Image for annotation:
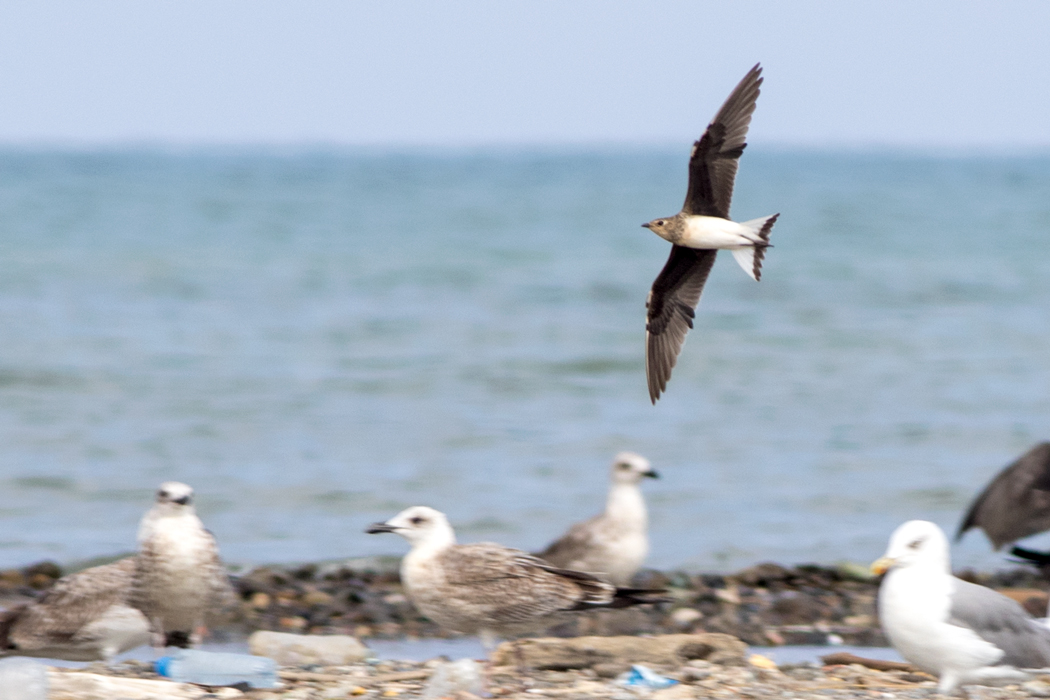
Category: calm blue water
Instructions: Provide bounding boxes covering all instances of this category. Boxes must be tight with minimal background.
[1,148,1049,572]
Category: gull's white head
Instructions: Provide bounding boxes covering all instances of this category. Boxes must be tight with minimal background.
[610,452,659,485]
[152,481,195,513]
[871,520,951,576]
[366,506,456,549]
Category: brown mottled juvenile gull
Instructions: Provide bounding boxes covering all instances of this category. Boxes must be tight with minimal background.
[129,482,235,648]
[0,558,150,662]
[538,452,658,585]
[366,506,662,652]
[872,520,1050,694]
[957,443,1050,561]
[642,63,779,403]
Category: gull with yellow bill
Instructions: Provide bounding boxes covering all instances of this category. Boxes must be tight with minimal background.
[871,520,1050,694]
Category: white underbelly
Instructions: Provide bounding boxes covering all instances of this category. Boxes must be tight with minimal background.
[680,216,754,249]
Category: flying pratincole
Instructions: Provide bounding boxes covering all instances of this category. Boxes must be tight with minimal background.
[538,452,658,585]
[871,520,1050,694]
[129,482,236,648]
[366,506,663,653]
[0,558,150,662]
[642,63,779,403]
[957,443,1050,567]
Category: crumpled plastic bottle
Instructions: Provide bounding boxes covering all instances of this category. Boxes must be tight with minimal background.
[620,663,678,690]
[155,648,278,688]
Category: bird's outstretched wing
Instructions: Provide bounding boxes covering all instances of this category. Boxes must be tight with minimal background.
[682,63,763,218]
[957,443,1050,549]
[645,246,718,403]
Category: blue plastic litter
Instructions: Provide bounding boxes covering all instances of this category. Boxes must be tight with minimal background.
[622,664,678,690]
[155,648,277,688]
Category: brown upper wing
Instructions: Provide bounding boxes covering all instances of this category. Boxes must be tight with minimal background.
[438,544,611,625]
[5,558,136,648]
[682,63,763,218]
[537,514,602,569]
[645,246,718,403]
[957,443,1050,549]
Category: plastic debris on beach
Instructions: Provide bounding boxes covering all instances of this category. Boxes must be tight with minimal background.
[620,664,678,690]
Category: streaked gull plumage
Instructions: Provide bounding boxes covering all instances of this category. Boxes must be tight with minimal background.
[0,557,150,662]
[129,482,235,648]
[538,452,658,585]
[367,506,662,652]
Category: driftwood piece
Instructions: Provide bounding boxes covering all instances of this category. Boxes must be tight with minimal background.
[821,652,917,672]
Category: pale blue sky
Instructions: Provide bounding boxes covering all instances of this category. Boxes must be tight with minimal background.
[2,1,1049,148]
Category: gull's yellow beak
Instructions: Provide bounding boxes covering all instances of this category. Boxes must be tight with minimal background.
[870,556,895,576]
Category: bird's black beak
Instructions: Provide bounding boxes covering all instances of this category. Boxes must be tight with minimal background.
[366,522,396,534]
[644,470,660,479]
[173,496,191,505]
[641,223,651,229]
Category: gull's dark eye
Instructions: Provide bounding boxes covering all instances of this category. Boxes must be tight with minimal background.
[907,538,924,550]
[410,516,425,525]
[158,490,168,499]
[617,463,631,470]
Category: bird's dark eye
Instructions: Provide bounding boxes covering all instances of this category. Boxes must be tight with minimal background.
[907,538,924,550]
[158,490,168,499]
[617,463,631,470]
[657,220,665,226]
[410,516,425,525]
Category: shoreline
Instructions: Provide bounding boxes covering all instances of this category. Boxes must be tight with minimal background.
[4,558,1049,648]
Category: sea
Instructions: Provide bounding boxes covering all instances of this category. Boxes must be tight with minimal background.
[1,147,1049,573]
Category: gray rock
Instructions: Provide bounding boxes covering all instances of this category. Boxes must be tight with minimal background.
[248,630,372,666]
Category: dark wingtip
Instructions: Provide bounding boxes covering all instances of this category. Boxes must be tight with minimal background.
[1010,546,1050,566]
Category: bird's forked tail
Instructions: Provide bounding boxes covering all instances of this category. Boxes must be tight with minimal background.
[730,213,779,281]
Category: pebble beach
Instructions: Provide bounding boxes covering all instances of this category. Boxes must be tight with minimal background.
[42,635,1050,700]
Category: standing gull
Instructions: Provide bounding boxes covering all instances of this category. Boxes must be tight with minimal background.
[642,63,779,403]
[0,558,150,662]
[129,482,235,648]
[871,520,1050,694]
[957,443,1050,566]
[538,452,658,585]
[366,506,662,652]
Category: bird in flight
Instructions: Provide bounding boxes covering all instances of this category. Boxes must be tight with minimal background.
[643,63,779,403]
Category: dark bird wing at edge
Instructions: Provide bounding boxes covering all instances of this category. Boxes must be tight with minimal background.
[957,443,1050,550]
[645,247,718,403]
[682,63,763,218]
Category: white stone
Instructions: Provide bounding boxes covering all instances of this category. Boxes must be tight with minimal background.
[421,659,484,700]
[0,658,48,700]
[1023,680,1050,697]
[248,630,372,666]
[670,608,702,627]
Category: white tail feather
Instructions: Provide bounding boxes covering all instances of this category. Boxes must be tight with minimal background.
[731,248,759,281]
[732,213,778,280]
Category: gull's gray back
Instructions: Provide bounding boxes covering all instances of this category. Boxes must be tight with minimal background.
[949,577,1050,669]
